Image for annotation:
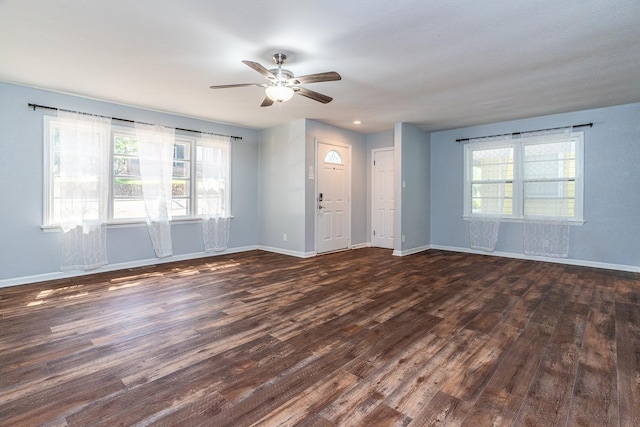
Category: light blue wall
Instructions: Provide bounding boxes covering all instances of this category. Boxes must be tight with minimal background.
[4,80,637,284]
[0,80,374,285]
[396,123,431,253]
[258,119,368,255]
[258,120,307,253]
[305,120,368,252]
[430,103,640,268]
[0,82,259,282]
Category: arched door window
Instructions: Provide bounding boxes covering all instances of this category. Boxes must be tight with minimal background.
[324,150,343,164]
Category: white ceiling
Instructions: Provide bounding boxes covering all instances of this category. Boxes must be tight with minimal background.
[1,0,639,134]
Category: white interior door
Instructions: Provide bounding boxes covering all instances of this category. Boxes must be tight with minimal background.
[316,142,350,254]
[372,149,395,249]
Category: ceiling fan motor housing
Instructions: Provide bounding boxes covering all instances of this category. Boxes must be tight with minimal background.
[268,68,294,83]
[269,53,293,83]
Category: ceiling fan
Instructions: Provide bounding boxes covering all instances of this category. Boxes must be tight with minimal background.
[209,53,341,107]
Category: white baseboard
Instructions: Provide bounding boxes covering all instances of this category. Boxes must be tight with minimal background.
[4,243,636,289]
[259,243,372,258]
[0,245,258,289]
[3,242,369,289]
[390,243,639,273]
[393,245,431,257]
[351,242,372,250]
[429,244,640,273]
[257,245,315,258]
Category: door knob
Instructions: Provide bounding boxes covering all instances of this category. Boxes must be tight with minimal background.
[318,204,325,209]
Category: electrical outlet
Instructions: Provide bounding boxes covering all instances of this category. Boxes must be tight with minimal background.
[283,233,287,242]
[401,235,406,243]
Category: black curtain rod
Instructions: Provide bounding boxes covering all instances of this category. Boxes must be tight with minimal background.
[28,103,242,140]
[455,122,593,143]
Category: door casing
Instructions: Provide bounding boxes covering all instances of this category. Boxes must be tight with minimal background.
[371,148,395,249]
[315,139,352,254]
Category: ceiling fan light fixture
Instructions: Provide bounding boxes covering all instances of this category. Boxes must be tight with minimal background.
[265,85,294,102]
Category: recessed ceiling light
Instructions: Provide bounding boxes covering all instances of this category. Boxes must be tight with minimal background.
[353,120,361,125]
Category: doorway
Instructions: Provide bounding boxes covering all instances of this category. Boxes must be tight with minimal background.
[316,141,351,254]
[371,148,395,249]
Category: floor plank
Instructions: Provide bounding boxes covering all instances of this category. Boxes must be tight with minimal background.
[0,248,638,426]
[514,301,589,426]
[566,298,617,426]
[616,301,640,426]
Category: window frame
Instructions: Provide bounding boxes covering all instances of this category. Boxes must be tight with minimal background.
[43,117,232,228]
[195,136,231,218]
[324,149,343,165]
[463,131,584,223]
[109,127,195,221]
[464,139,517,218]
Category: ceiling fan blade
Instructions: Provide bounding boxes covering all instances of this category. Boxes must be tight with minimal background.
[242,60,276,79]
[260,96,274,107]
[209,83,266,89]
[294,87,333,104]
[291,71,341,85]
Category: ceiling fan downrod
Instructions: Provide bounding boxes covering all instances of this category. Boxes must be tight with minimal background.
[269,53,292,82]
[272,53,287,66]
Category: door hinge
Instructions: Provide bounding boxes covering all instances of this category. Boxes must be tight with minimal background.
[373,160,376,165]
[373,230,376,236]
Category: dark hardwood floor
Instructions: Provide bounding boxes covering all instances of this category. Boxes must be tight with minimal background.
[1,248,639,426]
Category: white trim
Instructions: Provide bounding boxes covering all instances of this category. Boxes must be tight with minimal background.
[430,244,640,273]
[463,131,584,221]
[314,138,352,254]
[43,118,233,227]
[461,216,585,225]
[43,115,55,227]
[0,245,258,289]
[463,138,515,218]
[391,243,640,272]
[351,242,372,250]
[393,123,403,254]
[258,245,316,259]
[4,243,636,289]
[371,147,395,248]
[41,216,235,232]
[393,245,431,257]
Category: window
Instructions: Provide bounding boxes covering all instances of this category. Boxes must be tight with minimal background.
[464,131,583,221]
[196,139,230,217]
[111,132,192,219]
[45,118,231,226]
[468,143,514,216]
[522,138,577,218]
[324,150,343,164]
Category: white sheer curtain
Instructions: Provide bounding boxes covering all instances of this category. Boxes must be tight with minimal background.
[468,135,512,252]
[521,127,572,257]
[199,134,231,252]
[523,220,569,257]
[57,111,111,271]
[469,218,501,252]
[135,123,175,258]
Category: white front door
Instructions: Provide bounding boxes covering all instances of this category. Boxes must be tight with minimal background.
[372,149,395,249]
[316,141,350,254]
